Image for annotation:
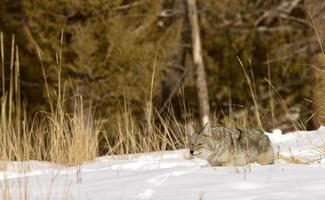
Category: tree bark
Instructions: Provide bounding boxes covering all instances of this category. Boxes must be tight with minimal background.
[305,1,325,127]
[187,0,210,126]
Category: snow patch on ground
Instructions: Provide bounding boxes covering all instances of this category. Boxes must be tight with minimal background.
[1,127,325,199]
[268,126,325,162]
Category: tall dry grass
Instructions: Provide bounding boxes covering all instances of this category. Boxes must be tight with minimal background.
[0,33,99,166]
[236,56,305,132]
[0,33,188,167]
[106,105,187,155]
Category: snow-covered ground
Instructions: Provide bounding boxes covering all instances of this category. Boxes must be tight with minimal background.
[1,127,325,199]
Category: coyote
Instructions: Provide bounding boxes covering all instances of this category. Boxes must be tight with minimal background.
[186,124,274,166]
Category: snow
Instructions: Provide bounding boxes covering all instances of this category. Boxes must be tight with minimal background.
[267,127,325,162]
[1,127,325,199]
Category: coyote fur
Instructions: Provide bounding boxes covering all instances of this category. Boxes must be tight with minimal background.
[186,124,274,166]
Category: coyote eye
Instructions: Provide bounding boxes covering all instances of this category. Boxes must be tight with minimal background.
[197,143,204,146]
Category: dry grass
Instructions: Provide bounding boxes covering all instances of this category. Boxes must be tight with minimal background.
[104,104,187,155]
[219,103,250,129]
[0,33,187,168]
[0,34,99,166]
[278,155,312,165]
[237,57,263,131]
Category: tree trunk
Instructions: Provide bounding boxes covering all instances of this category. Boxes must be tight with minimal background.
[305,1,325,127]
[187,0,210,126]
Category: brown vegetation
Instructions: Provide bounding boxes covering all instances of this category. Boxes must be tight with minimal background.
[0,0,323,165]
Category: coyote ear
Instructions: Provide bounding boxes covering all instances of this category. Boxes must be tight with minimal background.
[185,123,195,137]
[202,122,212,137]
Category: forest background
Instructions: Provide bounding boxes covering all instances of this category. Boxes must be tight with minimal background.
[0,0,324,158]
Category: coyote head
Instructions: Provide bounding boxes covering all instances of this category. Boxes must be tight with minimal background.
[185,123,214,160]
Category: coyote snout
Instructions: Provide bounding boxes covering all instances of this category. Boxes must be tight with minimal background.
[186,124,274,166]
